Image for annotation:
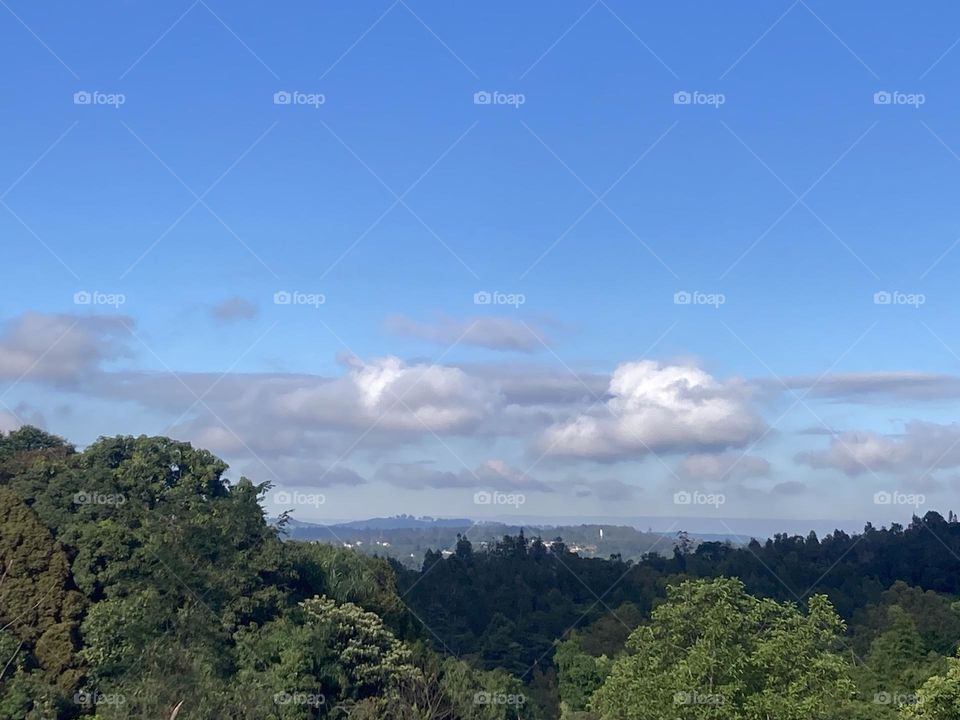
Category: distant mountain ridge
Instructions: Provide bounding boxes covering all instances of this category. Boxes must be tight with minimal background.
[324,515,475,530]
[276,513,865,538]
[274,514,744,567]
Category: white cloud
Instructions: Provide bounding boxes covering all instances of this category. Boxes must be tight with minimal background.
[539,360,764,460]
[188,425,249,455]
[0,313,131,383]
[797,421,960,477]
[779,371,960,403]
[269,356,500,434]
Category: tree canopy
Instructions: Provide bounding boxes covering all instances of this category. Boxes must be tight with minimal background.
[1,426,959,719]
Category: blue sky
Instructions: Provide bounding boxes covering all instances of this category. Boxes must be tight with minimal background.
[4,1,960,528]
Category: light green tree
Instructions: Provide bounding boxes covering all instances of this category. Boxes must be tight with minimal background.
[590,577,860,719]
[901,651,960,719]
[234,595,421,718]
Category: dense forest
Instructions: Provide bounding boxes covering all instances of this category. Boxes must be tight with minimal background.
[3,428,960,718]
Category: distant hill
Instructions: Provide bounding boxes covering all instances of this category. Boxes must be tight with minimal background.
[276,515,743,566]
[324,515,475,530]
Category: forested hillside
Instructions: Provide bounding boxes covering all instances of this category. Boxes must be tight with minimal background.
[3,427,960,718]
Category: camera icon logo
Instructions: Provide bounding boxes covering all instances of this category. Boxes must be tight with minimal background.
[673,491,692,505]
[873,91,892,105]
[674,291,692,305]
[473,490,492,505]
[273,90,292,105]
[474,290,492,305]
[473,91,492,105]
[673,91,692,105]
[874,491,892,505]
[73,91,92,105]
[274,290,292,305]
[873,291,892,305]
[73,290,92,305]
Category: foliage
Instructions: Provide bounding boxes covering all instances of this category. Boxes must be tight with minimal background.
[397,534,664,675]
[555,638,609,717]
[0,486,84,710]
[0,428,561,718]
[590,578,861,719]
[3,427,960,718]
[901,650,960,719]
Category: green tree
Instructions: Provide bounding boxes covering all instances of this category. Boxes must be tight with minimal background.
[555,638,609,718]
[857,605,945,712]
[901,650,960,719]
[590,578,860,719]
[285,542,408,632]
[235,595,421,718]
[0,427,72,478]
[0,487,85,710]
